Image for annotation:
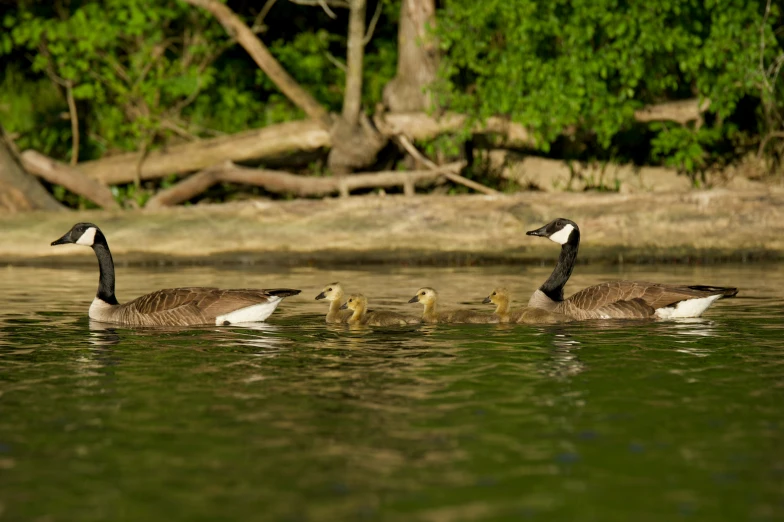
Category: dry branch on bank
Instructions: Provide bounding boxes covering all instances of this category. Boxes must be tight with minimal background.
[633,98,710,126]
[20,150,120,210]
[79,120,330,185]
[145,160,466,208]
[0,126,65,213]
[69,98,708,187]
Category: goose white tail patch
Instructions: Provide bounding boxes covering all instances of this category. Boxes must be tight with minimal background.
[215,297,282,325]
[548,224,575,245]
[654,294,721,319]
[76,227,97,246]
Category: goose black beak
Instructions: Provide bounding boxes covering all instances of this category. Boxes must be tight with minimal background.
[339,302,348,310]
[482,296,492,304]
[526,224,549,237]
[408,295,419,303]
[51,233,73,246]
[315,292,326,300]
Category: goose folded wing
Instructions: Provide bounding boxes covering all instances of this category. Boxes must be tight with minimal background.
[566,281,723,311]
[125,288,284,325]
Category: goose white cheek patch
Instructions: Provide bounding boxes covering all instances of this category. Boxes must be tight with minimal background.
[548,224,574,245]
[76,227,98,246]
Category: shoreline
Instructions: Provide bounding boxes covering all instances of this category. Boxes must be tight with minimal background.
[1,189,782,267]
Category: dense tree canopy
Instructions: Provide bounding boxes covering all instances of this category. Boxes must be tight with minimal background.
[0,0,781,208]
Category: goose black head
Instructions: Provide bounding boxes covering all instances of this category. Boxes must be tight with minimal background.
[52,223,102,247]
[526,218,579,246]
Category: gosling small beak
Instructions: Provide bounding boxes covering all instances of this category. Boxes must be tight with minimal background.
[408,295,419,304]
[51,233,72,246]
[315,292,326,300]
[339,302,348,310]
[482,296,492,304]
[526,224,549,237]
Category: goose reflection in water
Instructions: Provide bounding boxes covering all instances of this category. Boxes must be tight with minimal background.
[88,319,288,354]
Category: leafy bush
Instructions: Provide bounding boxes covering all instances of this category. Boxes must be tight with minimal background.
[437,0,783,175]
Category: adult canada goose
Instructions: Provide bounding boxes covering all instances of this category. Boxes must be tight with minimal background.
[339,294,419,326]
[314,282,351,323]
[482,287,571,324]
[52,223,301,326]
[525,218,738,319]
[409,287,498,324]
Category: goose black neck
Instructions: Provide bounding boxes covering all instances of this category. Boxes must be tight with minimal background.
[540,230,580,302]
[91,231,119,305]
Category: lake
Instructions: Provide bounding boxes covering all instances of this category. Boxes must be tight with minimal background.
[0,263,782,521]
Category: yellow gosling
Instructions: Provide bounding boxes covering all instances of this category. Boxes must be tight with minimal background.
[315,282,350,323]
[483,287,572,325]
[409,287,498,324]
[340,294,420,326]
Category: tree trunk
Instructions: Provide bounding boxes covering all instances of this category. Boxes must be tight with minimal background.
[327,0,387,175]
[0,124,65,213]
[382,0,438,112]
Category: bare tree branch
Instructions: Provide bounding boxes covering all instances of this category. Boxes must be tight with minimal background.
[64,81,80,165]
[324,51,347,73]
[396,135,498,195]
[181,0,332,128]
[363,0,384,45]
[20,150,120,210]
[146,160,465,207]
[252,0,278,31]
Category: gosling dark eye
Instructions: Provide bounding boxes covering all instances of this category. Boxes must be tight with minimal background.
[492,292,496,296]
[328,288,332,291]
[349,299,353,302]
[420,292,425,296]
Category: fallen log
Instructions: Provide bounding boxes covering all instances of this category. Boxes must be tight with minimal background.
[633,98,710,126]
[0,128,66,213]
[70,99,709,187]
[20,150,120,210]
[79,120,331,185]
[145,160,466,208]
[378,112,537,148]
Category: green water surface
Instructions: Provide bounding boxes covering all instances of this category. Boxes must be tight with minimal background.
[0,264,782,521]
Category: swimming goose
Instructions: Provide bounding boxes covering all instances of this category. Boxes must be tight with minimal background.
[52,223,301,326]
[339,294,419,326]
[315,282,351,323]
[409,287,498,324]
[483,287,572,324]
[525,218,738,319]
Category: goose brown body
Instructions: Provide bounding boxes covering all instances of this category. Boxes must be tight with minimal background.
[526,218,738,319]
[52,223,300,326]
[531,282,734,320]
[90,287,300,326]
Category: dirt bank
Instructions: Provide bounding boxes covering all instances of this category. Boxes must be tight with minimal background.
[1,188,782,266]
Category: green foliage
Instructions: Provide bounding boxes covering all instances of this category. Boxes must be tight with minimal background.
[0,66,72,157]
[437,0,783,170]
